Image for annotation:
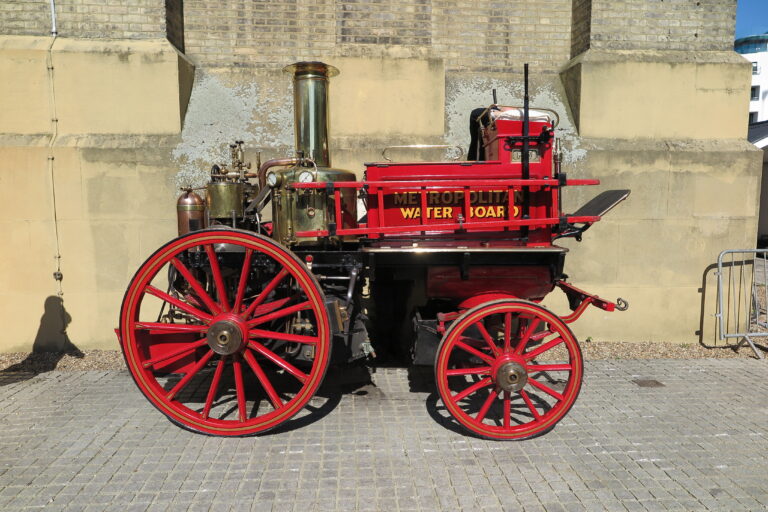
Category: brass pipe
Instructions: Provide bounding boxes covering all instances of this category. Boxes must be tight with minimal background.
[257,157,300,188]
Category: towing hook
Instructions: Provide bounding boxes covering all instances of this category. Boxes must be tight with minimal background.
[615,298,629,311]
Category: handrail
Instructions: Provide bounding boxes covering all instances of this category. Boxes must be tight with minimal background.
[381,145,465,162]
[292,178,599,190]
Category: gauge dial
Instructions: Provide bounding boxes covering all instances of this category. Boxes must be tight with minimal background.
[298,170,314,183]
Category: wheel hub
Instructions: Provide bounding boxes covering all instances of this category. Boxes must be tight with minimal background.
[207,316,246,355]
[495,361,528,392]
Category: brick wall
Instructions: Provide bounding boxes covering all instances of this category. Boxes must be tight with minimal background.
[570,0,591,57]
[184,0,573,72]
[165,0,184,51]
[0,0,182,49]
[0,1,51,36]
[586,0,737,52]
[0,0,739,68]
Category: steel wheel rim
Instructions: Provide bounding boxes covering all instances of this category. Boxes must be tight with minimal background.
[119,229,331,436]
[435,299,582,440]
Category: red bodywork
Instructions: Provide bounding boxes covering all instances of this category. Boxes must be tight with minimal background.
[293,116,615,307]
[294,117,598,247]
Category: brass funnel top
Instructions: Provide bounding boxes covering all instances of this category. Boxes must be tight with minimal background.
[283,61,339,78]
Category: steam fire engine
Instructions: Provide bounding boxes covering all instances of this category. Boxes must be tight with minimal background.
[117,62,629,440]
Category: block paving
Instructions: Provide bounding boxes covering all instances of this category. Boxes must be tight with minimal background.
[1,358,767,511]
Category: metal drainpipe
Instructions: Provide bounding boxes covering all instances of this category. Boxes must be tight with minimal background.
[49,0,57,36]
[47,0,63,293]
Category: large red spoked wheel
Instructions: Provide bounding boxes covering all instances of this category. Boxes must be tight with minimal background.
[435,299,583,440]
[118,229,331,436]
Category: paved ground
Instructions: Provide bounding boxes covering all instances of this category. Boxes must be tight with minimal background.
[0,359,767,511]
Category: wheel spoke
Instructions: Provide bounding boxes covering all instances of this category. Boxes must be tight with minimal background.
[243,269,290,319]
[205,245,231,312]
[454,340,496,365]
[166,349,215,400]
[520,389,542,420]
[141,338,207,368]
[233,355,247,422]
[243,349,283,410]
[446,366,492,377]
[453,377,493,402]
[233,249,254,313]
[524,336,564,361]
[248,341,308,383]
[248,301,313,328]
[134,322,209,334]
[503,312,512,353]
[202,356,226,420]
[527,377,564,401]
[527,363,572,372]
[146,285,213,323]
[476,322,501,357]
[475,388,499,423]
[530,330,553,343]
[248,296,297,320]
[503,391,511,428]
[514,317,541,354]
[249,329,318,345]
[170,257,221,315]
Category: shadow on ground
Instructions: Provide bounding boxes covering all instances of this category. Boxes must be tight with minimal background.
[0,296,83,385]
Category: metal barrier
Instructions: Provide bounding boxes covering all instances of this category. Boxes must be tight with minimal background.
[716,249,768,359]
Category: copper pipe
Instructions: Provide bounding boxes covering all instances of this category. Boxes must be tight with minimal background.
[257,157,300,188]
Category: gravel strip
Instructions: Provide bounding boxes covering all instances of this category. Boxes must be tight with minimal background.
[0,341,762,374]
[0,350,124,373]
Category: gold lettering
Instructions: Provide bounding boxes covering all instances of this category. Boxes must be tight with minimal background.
[400,207,420,219]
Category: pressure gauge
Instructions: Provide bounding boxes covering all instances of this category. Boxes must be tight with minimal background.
[266,171,279,187]
[298,170,315,183]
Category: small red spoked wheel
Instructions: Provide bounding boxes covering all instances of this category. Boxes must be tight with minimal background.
[119,229,331,436]
[435,299,583,440]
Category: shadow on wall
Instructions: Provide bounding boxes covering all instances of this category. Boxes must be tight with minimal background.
[0,296,83,384]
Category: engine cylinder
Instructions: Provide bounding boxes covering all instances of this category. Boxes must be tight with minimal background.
[176,190,206,236]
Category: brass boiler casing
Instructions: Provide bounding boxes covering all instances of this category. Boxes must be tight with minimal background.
[273,61,356,246]
[272,167,356,246]
[206,182,245,219]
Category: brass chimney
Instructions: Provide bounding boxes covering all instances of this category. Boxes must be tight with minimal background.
[283,61,339,168]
